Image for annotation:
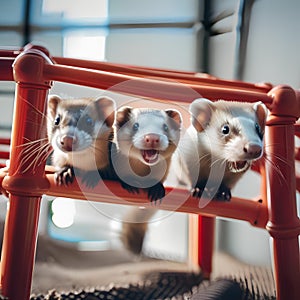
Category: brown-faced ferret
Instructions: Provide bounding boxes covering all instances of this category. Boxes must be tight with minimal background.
[47,95,115,187]
[113,106,182,254]
[175,98,268,201]
[112,106,182,201]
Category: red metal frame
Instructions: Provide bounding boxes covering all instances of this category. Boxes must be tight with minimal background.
[0,44,299,300]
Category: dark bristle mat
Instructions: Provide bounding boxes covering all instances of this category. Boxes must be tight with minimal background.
[191,279,243,300]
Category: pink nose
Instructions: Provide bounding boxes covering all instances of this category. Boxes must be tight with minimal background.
[243,143,262,158]
[60,135,77,152]
[144,134,160,148]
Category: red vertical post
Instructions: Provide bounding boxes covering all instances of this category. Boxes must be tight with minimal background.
[189,215,215,278]
[0,47,52,300]
[265,86,300,300]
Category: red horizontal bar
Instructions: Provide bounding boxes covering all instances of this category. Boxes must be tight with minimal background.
[24,165,266,228]
[0,48,21,58]
[53,56,272,93]
[44,63,273,104]
[0,165,267,228]
[0,139,10,145]
[0,152,9,159]
[0,58,14,81]
[45,174,268,228]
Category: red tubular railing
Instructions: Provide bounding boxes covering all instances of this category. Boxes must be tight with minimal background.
[0,44,299,300]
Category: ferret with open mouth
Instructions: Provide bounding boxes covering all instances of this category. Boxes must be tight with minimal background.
[112,106,182,202]
[113,106,182,254]
[176,98,268,201]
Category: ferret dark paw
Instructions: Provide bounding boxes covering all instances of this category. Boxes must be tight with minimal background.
[147,183,165,202]
[120,181,140,195]
[214,186,231,201]
[191,185,214,199]
[191,187,203,198]
[55,166,74,186]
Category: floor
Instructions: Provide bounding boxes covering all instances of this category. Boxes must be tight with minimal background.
[32,235,276,297]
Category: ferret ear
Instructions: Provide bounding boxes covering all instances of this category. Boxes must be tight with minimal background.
[48,95,61,118]
[116,106,133,128]
[253,101,268,132]
[165,109,182,129]
[189,98,215,132]
[94,96,116,127]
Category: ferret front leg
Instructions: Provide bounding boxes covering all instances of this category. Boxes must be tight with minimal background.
[55,165,75,186]
[214,183,231,201]
[191,181,231,201]
[147,181,165,202]
[191,180,207,199]
[119,176,140,195]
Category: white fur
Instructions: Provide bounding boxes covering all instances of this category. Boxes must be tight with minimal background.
[173,99,267,190]
[116,110,179,165]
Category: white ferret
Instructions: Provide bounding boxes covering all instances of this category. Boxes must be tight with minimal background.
[175,97,268,201]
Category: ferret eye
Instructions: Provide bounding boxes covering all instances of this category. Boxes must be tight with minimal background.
[221,124,230,135]
[163,124,169,132]
[85,116,94,126]
[54,115,60,126]
[133,122,139,131]
[255,123,263,140]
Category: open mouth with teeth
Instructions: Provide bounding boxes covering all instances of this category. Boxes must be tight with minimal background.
[228,161,250,173]
[142,149,159,164]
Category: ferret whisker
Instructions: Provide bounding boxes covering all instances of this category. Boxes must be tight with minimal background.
[21,97,50,120]
[210,157,227,169]
[264,151,291,167]
[19,142,49,156]
[18,142,52,173]
[16,140,50,167]
[21,97,51,133]
[32,145,53,172]
[264,142,287,148]
[17,138,49,148]
[198,153,212,166]
[199,153,211,160]
[17,142,49,162]
[262,156,287,185]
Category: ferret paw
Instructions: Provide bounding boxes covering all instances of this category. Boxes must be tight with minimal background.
[191,185,231,201]
[191,186,204,198]
[55,166,74,186]
[120,180,140,195]
[214,186,231,201]
[147,182,165,203]
[191,185,214,199]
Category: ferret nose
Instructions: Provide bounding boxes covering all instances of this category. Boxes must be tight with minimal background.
[144,134,160,148]
[60,135,77,152]
[243,143,262,158]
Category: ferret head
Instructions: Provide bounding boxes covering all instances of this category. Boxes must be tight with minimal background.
[190,98,268,173]
[115,107,182,166]
[47,95,115,155]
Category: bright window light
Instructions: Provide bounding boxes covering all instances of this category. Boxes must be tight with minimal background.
[64,33,106,60]
[42,0,108,21]
[51,197,76,228]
